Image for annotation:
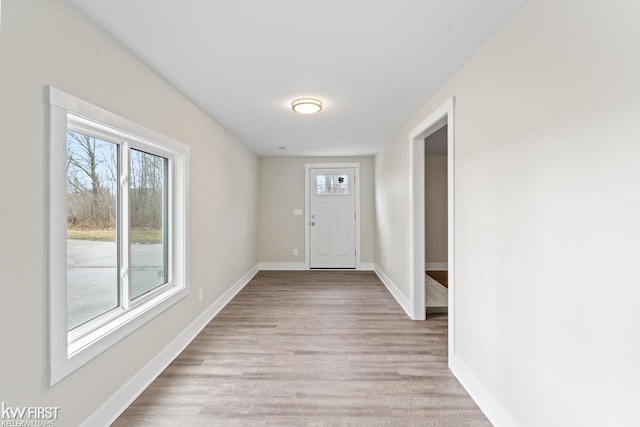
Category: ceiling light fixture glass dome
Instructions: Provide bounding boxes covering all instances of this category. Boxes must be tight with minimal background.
[291,98,323,114]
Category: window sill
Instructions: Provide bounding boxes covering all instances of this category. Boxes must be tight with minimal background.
[68,285,185,357]
[51,286,187,386]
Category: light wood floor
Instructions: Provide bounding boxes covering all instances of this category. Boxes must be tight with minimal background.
[113,271,489,426]
[426,274,448,308]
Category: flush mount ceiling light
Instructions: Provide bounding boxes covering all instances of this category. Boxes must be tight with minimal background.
[291,98,323,114]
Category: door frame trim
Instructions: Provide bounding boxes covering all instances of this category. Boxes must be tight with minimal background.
[409,97,455,360]
[305,163,361,269]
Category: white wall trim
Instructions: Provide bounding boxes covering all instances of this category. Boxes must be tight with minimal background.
[409,97,456,363]
[450,355,519,427]
[374,264,411,318]
[259,262,306,270]
[426,262,448,270]
[81,264,259,427]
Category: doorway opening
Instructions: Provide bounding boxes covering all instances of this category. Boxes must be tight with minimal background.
[409,97,455,360]
[425,125,449,313]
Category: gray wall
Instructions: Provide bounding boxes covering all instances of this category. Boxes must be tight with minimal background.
[375,0,640,425]
[0,0,258,425]
[425,155,448,265]
[259,157,375,264]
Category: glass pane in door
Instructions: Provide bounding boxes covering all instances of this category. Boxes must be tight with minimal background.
[315,174,349,195]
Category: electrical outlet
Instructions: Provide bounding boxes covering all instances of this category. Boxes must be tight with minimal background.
[198,289,203,302]
[293,248,298,256]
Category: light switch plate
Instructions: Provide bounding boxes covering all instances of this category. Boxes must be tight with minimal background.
[293,209,303,216]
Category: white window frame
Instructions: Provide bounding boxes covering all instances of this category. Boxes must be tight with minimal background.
[47,87,189,385]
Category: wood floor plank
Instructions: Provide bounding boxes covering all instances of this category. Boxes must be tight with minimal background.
[113,271,490,426]
[426,270,448,288]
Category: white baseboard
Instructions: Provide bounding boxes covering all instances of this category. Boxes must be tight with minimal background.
[450,355,519,427]
[359,262,374,271]
[373,264,411,318]
[426,262,448,270]
[259,262,306,270]
[259,262,374,271]
[81,264,260,427]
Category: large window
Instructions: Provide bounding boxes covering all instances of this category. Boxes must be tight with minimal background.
[48,87,189,385]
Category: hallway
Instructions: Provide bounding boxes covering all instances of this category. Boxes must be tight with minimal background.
[114,271,489,426]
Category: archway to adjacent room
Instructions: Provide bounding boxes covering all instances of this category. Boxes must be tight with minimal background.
[409,97,455,360]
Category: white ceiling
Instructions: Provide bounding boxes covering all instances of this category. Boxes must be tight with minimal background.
[65,0,525,156]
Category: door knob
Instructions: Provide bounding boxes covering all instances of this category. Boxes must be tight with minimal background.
[311,222,315,226]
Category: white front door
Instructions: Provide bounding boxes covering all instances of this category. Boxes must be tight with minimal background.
[309,168,356,268]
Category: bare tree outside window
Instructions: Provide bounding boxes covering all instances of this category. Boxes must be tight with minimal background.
[66,131,118,232]
[130,149,168,299]
[66,131,119,330]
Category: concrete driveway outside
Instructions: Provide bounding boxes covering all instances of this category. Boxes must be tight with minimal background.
[67,239,165,330]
